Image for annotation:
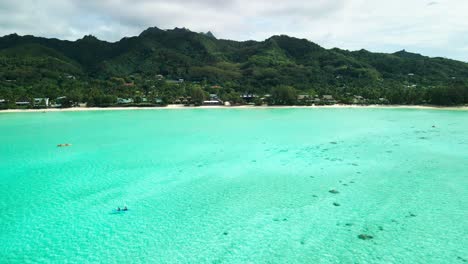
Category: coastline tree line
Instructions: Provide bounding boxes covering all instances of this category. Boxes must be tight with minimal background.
[0,27,467,109]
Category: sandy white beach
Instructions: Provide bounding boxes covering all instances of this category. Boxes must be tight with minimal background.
[1,104,467,113]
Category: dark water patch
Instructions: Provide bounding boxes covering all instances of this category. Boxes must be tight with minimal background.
[457,256,467,262]
[251,160,257,163]
[345,223,353,226]
[223,232,229,236]
[408,212,417,218]
[300,240,305,245]
[330,141,338,145]
[109,209,129,215]
[386,150,393,153]
[378,226,384,231]
[419,137,428,140]
[333,202,341,207]
[329,189,340,194]
[358,234,374,240]
[279,149,289,153]
[312,195,318,198]
[109,211,124,215]
[342,183,348,186]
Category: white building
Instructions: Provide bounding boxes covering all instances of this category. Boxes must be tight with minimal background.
[34,98,50,107]
[117,98,134,104]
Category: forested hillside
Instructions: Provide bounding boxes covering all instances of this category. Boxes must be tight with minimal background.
[1,26,467,107]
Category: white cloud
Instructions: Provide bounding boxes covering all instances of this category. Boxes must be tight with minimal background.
[0,0,466,61]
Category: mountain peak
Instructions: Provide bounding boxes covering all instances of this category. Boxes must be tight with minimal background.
[139,27,163,37]
[203,31,216,39]
[393,49,423,59]
[78,35,100,42]
[171,27,191,33]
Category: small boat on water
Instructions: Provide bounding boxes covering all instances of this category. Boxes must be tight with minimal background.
[112,206,129,214]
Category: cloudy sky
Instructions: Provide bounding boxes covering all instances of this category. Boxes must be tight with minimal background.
[1,0,467,61]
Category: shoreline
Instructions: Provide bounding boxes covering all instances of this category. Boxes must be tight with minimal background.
[1,104,468,113]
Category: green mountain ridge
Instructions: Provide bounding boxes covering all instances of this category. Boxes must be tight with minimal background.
[0,27,467,106]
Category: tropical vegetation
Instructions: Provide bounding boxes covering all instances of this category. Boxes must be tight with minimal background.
[0,27,467,109]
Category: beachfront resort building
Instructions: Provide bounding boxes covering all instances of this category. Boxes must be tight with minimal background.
[48,97,62,108]
[117,98,134,104]
[297,94,314,104]
[241,94,257,104]
[203,94,223,105]
[352,95,366,104]
[321,95,337,105]
[174,96,191,104]
[34,98,50,107]
[0,99,7,108]
[15,100,30,106]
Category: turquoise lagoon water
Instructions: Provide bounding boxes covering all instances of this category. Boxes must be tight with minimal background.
[0,108,467,263]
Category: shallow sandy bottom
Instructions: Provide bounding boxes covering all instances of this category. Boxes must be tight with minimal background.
[0,108,467,263]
